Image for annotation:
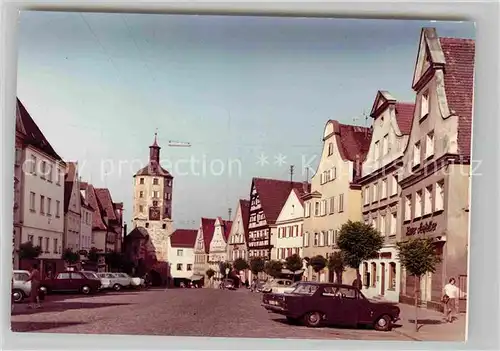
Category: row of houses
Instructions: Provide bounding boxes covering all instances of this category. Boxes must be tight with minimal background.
[13,98,125,276]
[166,28,474,312]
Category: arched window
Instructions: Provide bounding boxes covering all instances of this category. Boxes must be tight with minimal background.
[389,262,397,290]
[371,262,377,287]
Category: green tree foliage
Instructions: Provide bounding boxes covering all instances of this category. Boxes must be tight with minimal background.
[18,241,41,260]
[396,237,442,332]
[233,258,249,272]
[87,247,100,263]
[284,253,303,272]
[218,261,232,278]
[249,257,265,276]
[327,251,345,284]
[337,220,384,288]
[265,260,283,278]
[309,255,327,281]
[62,248,79,264]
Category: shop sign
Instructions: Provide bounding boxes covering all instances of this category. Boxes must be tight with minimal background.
[405,221,437,236]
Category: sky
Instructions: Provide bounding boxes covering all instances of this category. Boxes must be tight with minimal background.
[16,12,475,229]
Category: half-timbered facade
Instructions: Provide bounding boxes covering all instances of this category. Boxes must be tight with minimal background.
[247,178,305,261]
[399,28,474,312]
[358,91,414,301]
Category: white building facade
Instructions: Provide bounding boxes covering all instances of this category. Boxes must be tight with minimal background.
[79,193,93,254]
[63,162,81,252]
[274,189,305,262]
[168,229,197,281]
[359,91,414,302]
[208,217,232,281]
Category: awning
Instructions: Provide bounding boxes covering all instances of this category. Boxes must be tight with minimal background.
[189,275,204,281]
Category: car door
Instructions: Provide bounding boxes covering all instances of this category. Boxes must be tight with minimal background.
[54,272,71,291]
[70,272,86,291]
[318,286,342,323]
[331,286,359,326]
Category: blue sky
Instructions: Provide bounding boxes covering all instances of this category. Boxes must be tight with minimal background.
[16,12,475,229]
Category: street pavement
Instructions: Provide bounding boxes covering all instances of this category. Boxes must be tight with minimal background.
[10,288,464,341]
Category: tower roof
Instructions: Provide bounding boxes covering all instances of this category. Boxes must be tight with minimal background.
[134,132,173,178]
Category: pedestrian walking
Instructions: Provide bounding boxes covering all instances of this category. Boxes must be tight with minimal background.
[25,263,42,309]
[442,277,460,323]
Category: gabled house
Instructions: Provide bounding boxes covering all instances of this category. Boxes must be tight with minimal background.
[227,199,250,263]
[168,229,198,286]
[208,217,232,282]
[274,185,309,266]
[95,188,120,253]
[358,91,414,301]
[247,177,306,262]
[398,28,474,312]
[193,217,216,286]
[302,120,372,282]
[79,191,93,255]
[16,98,67,276]
[63,162,82,252]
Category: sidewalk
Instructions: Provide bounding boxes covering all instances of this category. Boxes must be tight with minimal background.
[393,303,466,342]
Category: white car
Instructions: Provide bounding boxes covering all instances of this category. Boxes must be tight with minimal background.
[95,272,126,291]
[12,270,32,303]
[81,271,110,291]
[273,281,299,294]
[261,279,294,293]
[115,273,143,288]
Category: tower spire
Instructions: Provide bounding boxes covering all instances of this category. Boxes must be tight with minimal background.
[149,130,160,163]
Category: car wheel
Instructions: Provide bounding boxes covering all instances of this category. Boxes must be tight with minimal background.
[113,284,122,292]
[12,289,24,303]
[303,311,322,328]
[374,315,392,331]
[81,285,91,295]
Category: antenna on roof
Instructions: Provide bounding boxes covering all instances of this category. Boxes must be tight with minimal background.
[290,165,294,183]
[228,208,232,221]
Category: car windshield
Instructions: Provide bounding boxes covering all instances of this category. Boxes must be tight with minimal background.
[291,283,318,295]
[82,272,99,280]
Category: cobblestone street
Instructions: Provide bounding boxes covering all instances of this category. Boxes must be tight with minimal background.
[10,288,465,341]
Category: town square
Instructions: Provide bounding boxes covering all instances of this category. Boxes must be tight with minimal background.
[10,12,473,342]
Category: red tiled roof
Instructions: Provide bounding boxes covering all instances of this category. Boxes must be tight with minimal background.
[84,184,106,230]
[80,193,93,210]
[252,178,306,225]
[134,163,173,178]
[171,229,198,248]
[439,37,475,157]
[16,98,64,162]
[292,184,310,206]
[239,199,250,241]
[394,103,415,135]
[327,121,372,183]
[95,188,117,222]
[201,218,216,253]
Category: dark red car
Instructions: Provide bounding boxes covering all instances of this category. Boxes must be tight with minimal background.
[262,282,400,331]
[40,271,101,295]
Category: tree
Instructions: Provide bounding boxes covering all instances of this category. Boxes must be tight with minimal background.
[249,257,265,277]
[396,237,442,332]
[284,254,303,273]
[206,268,215,287]
[87,247,100,263]
[233,258,249,272]
[218,261,232,278]
[327,252,345,284]
[309,255,327,281]
[337,220,384,289]
[62,248,79,265]
[18,241,41,260]
[264,260,283,278]
[106,252,125,271]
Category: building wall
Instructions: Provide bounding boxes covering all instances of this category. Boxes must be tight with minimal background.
[13,139,24,269]
[209,219,228,279]
[169,247,195,279]
[80,207,93,252]
[302,126,360,283]
[227,204,248,262]
[275,190,305,261]
[248,185,271,260]
[64,213,81,251]
[92,229,107,253]
[193,228,209,283]
[20,147,65,261]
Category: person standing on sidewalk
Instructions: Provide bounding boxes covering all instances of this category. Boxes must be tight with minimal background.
[443,278,459,323]
[25,263,42,309]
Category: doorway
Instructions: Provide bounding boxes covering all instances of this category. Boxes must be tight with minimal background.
[380,263,385,296]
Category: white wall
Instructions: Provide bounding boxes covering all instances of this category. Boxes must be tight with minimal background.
[169,246,195,279]
[227,203,247,261]
[21,147,65,260]
[275,190,305,261]
[80,207,93,251]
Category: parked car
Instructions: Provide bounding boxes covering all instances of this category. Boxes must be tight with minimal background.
[261,282,400,331]
[96,272,130,291]
[220,278,236,290]
[112,272,144,288]
[261,278,293,293]
[273,281,299,294]
[12,270,31,303]
[39,271,101,295]
[252,279,267,292]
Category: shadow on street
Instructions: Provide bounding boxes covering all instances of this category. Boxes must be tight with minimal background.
[271,317,403,331]
[12,302,132,316]
[407,318,444,331]
[11,321,86,332]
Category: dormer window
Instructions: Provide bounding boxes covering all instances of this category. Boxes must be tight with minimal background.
[153,178,159,185]
[420,90,429,120]
[140,178,144,185]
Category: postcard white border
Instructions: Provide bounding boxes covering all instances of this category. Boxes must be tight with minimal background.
[1,1,499,350]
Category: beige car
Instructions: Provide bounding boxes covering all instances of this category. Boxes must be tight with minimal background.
[261,278,294,293]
